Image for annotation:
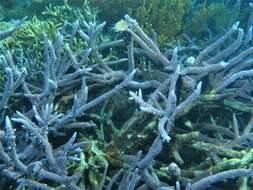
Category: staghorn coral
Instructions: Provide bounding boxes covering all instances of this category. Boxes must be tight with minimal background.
[0,14,136,189]
[1,1,253,190]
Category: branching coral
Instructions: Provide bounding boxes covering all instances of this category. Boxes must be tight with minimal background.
[1,1,253,190]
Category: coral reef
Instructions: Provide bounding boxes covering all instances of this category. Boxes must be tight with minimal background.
[92,0,253,46]
[1,1,253,190]
[92,0,191,45]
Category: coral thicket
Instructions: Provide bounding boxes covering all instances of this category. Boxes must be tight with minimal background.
[1,1,253,190]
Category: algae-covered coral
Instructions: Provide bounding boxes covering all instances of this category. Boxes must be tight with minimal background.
[92,0,191,45]
[1,0,253,190]
[91,0,251,45]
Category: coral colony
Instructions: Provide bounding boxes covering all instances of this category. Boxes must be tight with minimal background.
[1,1,253,190]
